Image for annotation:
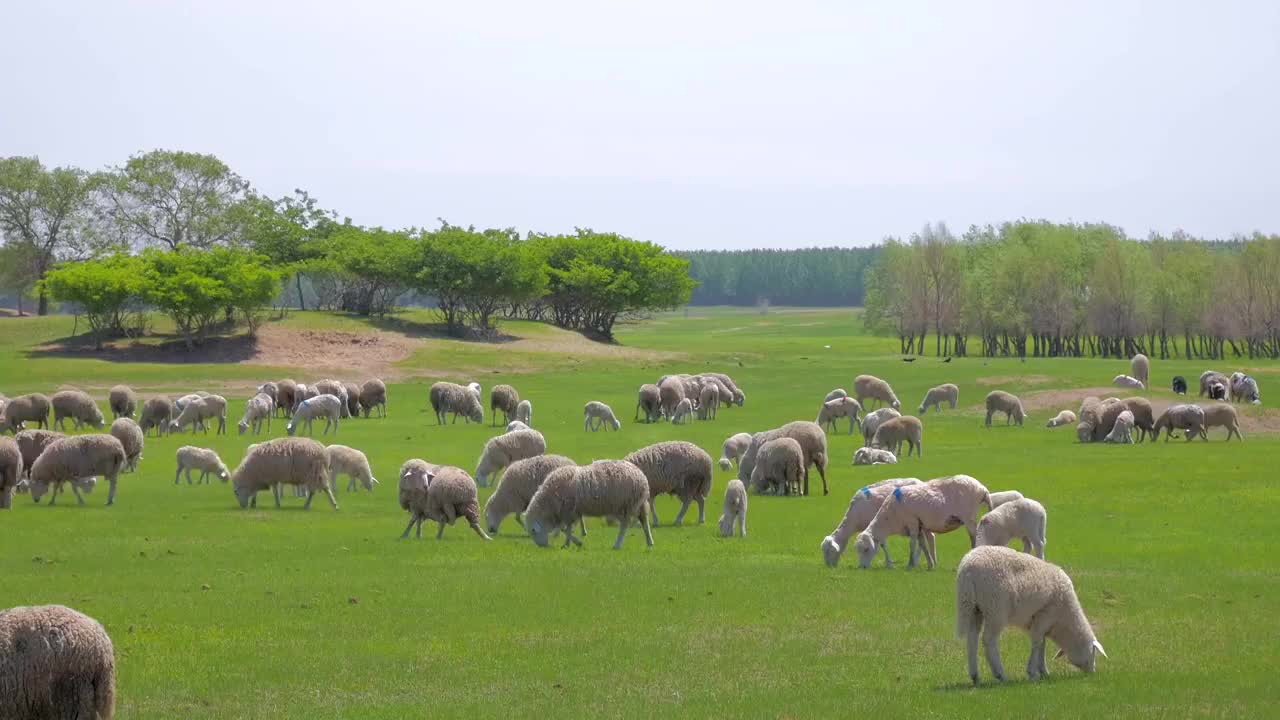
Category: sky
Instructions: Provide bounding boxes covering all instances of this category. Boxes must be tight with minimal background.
[3,1,1278,249]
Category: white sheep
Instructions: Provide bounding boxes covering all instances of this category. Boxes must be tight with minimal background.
[871,415,923,457]
[51,390,105,431]
[1200,403,1243,441]
[483,454,578,535]
[474,429,547,487]
[430,382,483,425]
[976,497,1047,559]
[718,432,753,471]
[29,434,127,506]
[238,393,274,436]
[701,372,745,406]
[718,478,747,537]
[1130,353,1150,388]
[860,408,901,447]
[139,396,173,437]
[635,384,662,423]
[584,401,621,431]
[109,418,144,472]
[171,394,228,435]
[748,436,804,496]
[852,447,897,465]
[1103,410,1135,444]
[624,441,714,526]
[13,429,63,480]
[399,465,490,540]
[1045,410,1077,428]
[1153,404,1205,441]
[0,437,21,509]
[326,444,378,492]
[506,420,531,433]
[988,490,1024,508]
[824,388,848,403]
[0,605,116,719]
[467,381,482,397]
[1230,374,1261,404]
[658,376,686,417]
[956,545,1107,683]
[697,384,720,420]
[286,394,342,436]
[816,396,862,435]
[853,474,991,569]
[984,391,1025,426]
[820,477,926,568]
[175,446,230,485]
[232,437,336,510]
[1112,374,1145,390]
[359,378,388,418]
[312,379,350,418]
[514,399,533,426]
[918,383,959,414]
[489,384,520,426]
[274,380,298,417]
[525,461,654,549]
[853,374,900,410]
[2,393,51,432]
[108,384,137,419]
[737,421,830,496]
[1199,370,1229,398]
[671,398,695,425]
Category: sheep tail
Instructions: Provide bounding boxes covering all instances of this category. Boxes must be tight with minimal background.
[981,490,992,512]
[955,575,979,640]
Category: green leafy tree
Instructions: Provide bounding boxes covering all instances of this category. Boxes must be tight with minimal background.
[141,248,282,348]
[240,189,340,309]
[40,255,145,348]
[413,225,548,335]
[308,226,416,316]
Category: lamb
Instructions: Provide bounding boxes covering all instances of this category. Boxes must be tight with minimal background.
[852,447,897,465]
[976,497,1047,559]
[748,436,805,496]
[584,401,622,432]
[671,398,695,425]
[871,415,924,458]
[718,479,748,537]
[0,437,21,509]
[175,446,230,485]
[3,393,51,432]
[342,382,363,418]
[506,420,531,433]
[0,604,116,719]
[918,383,959,414]
[853,474,992,570]
[718,432,753,471]
[29,434,127,506]
[1102,410,1135,444]
[1199,370,1229,398]
[108,385,137,419]
[429,382,484,425]
[399,465,491,540]
[231,437,337,510]
[238,393,275,436]
[326,444,379,492]
[816,397,862,435]
[14,430,63,479]
[635,384,662,423]
[1045,410,1077,428]
[1112,374,1145,390]
[489,384,520,426]
[275,379,299,417]
[984,390,1025,426]
[988,490,1024,508]
[170,394,228,435]
[312,379,350,418]
[1152,404,1206,442]
[697,384,720,420]
[853,374,901,410]
[824,388,848,403]
[525,461,654,549]
[820,478,927,568]
[658,376,686,417]
[737,421,829,496]
[474,429,547,487]
[702,372,745,406]
[956,546,1107,683]
[860,408,901,447]
[109,418,144,472]
[483,454,578,535]
[51,390,105,431]
[286,394,343,436]
[1199,403,1243,441]
[1230,374,1261,404]
[514,399,533,426]
[624,441,714,525]
[359,378,387,418]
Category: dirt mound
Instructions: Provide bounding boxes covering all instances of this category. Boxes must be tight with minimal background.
[249,328,418,373]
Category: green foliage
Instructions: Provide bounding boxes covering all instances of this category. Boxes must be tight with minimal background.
[682,247,878,306]
[140,248,283,347]
[40,254,146,346]
[414,226,548,335]
[305,226,416,317]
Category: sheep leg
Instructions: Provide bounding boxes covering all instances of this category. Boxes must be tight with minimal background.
[175,466,183,485]
[578,516,587,536]
[105,477,118,506]
[322,486,339,510]
[611,516,632,549]
[400,516,418,539]
[303,490,315,510]
[737,510,746,537]
[907,530,920,569]
[966,614,983,685]
[1026,612,1054,679]
[879,541,893,568]
[639,508,654,547]
[273,484,282,509]
[436,520,447,539]
[72,483,88,506]
[923,531,937,568]
[416,516,424,538]
[672,499,692,526]
[648,497,660,526]
[982,623,1007,681]
[696,497,706,524]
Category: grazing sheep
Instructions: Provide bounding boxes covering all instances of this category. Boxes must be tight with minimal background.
[312,379,350,419]
[489,384,520,427]
[624,441,714,526]
[0,604,116,719]
[584,401,622,432]
[231,437,336,510]
[718,432,752,471]
[483,454,578,535]
[860,407,901,447]
[702,372,745,406]
[108,385,137,419]
[817,396,862,435]
[737,421,829,496]
[1075,421,1094,443]
[256,381,279,407]
[175,446,230,485]
[871,415,924,458]
[854,374,901,410]
[635,384,662,423]
[237,393,274,436]
[1045,410,1077,428]
[171,394,228,435]
[956,546,1107,683]
[514,399,533,427]
[429,382,484,425]
[718,478,747,537]
[109,418,144,472]
[658,376,686,417]
[1199,403,1243,441]
[697,384,720,420]
[342,382,362,418]
[525,461,653,549]
[138,396,173,437]
[1230,374,1261,404]
[984,391,1025,426]
[467,381,482,398]
[51,390,105,431]
[1102,410,1135,444]
[977,498,1047,559]
[397,458,437,520]
[671,398,695,425]
[1130,352,1150,388]
[1112,374,1144,390]
[824,388,848,403]
[3,393,51,433]
[506,420,531,433]
[286,394,343,436]
[1153,404,1206,442]
[1199,370,1229,398]
[0,437,21,509]
[988,490,1025,508]
[1078,396,1103,426]
[853,474,992,570]
[852,447,897,466]
[29,434,127,506]
[401,465,491,540]
[14,430,63,479]
[748,436,805,496]
[918,383,959,414]
[1172,376,1187,394]
[474,429,547,487]
[274,379,299,417]
[326,444,378,492]
[359,378,387,418]
[820,478,926,568]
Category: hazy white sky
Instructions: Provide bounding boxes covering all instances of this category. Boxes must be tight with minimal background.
[3,1,1278,248]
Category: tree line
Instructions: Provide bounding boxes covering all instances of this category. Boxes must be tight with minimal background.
[681,248,878,306]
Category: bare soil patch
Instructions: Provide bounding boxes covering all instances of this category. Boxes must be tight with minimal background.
[979,385,1280,435]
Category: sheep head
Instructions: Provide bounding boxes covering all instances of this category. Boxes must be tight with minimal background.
[853,531,878,568]
[820,535,842,567]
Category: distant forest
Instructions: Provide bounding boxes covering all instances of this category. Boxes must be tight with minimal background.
[681,247,880,306]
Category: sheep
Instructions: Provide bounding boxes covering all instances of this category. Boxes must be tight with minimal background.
[1112,374,1144,390]
[671,398,695,425]
[984,390,1025,426]
[3,393,51,432]
[1092,397,1154,442]
[108,384,137,419]
[1199,370,1229,398]
[988,490,1025,508]
[718,432,753,471]
[718,478,747,537]
[342,382,362,418]
[286,394,343,436]
[237,393,274,436]
[14,430,63,479]
[175,446,230,485]
[1102,410,1135,444]
[399,465,491,540]
[852,447,897,465]
[51,390,105,431]
[525,461,653,549]
[275,379,299,417]
[429,382,484,425]
[137,396,173,437]
[29,434,127,506]
[624,441,714,526]
[976,497,1047,559]
[359,378,387,418]
[489,384,520,426]
[311,379,350,419]
[1199,403,1243,441]
[1152,404,1206,442]
[109,418,144,472]
[698,375,735,407]
[231,437,336,510]
[853,474,992,570]
[256,381,279,406]
[474,429,547,487]
[824,388,848,403]
[1172,376,1188,394]
[1230,374,1261,404]
[1045,410,1077,428]
[956,545,1107,684]
[860,408,901,447]
[918,383,959,414]
[506,420,531,433]
[584,401,621,432]
[1075,421,1094,443]
[871,415,924,458]
[326,444,379,492]
[1209,382,1227,401]
[170,394,228,435]
[748,436,804,496]
[1130,353,1149,387]
[483,454,578,535]
[0,437,21,509]
[820,477,926,568]
[816,396,862,434]
[397,458,437,519]
[296,383,319,406]
[853,374,900,410]
[635,384,662,423]
[702,372,745,406]
[0,604,116,719]
[737,421,829,496]
[658,376,686,417]
[697,384,720,420]
[514,399,533,426]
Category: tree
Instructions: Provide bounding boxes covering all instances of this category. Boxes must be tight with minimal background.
[0,241,42,315]
[240,189,340,310]
[141,248,282,348]
[413,225,549,335]
[308,226,415,317]
[40,255,145,348]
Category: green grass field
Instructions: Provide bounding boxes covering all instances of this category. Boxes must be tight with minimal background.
[2,307,1277,718]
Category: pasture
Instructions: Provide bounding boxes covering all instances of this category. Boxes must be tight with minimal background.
[2,307,1277,718]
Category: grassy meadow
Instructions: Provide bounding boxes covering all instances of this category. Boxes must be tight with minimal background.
[2,306,1277,718]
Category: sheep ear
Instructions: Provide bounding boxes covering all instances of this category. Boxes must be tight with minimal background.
[1093,640,1107,659]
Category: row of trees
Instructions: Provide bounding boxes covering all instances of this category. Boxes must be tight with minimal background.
[681,248,878,306]
[864,221,1280,360]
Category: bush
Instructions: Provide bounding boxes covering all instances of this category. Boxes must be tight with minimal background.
[41,254,146,348]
